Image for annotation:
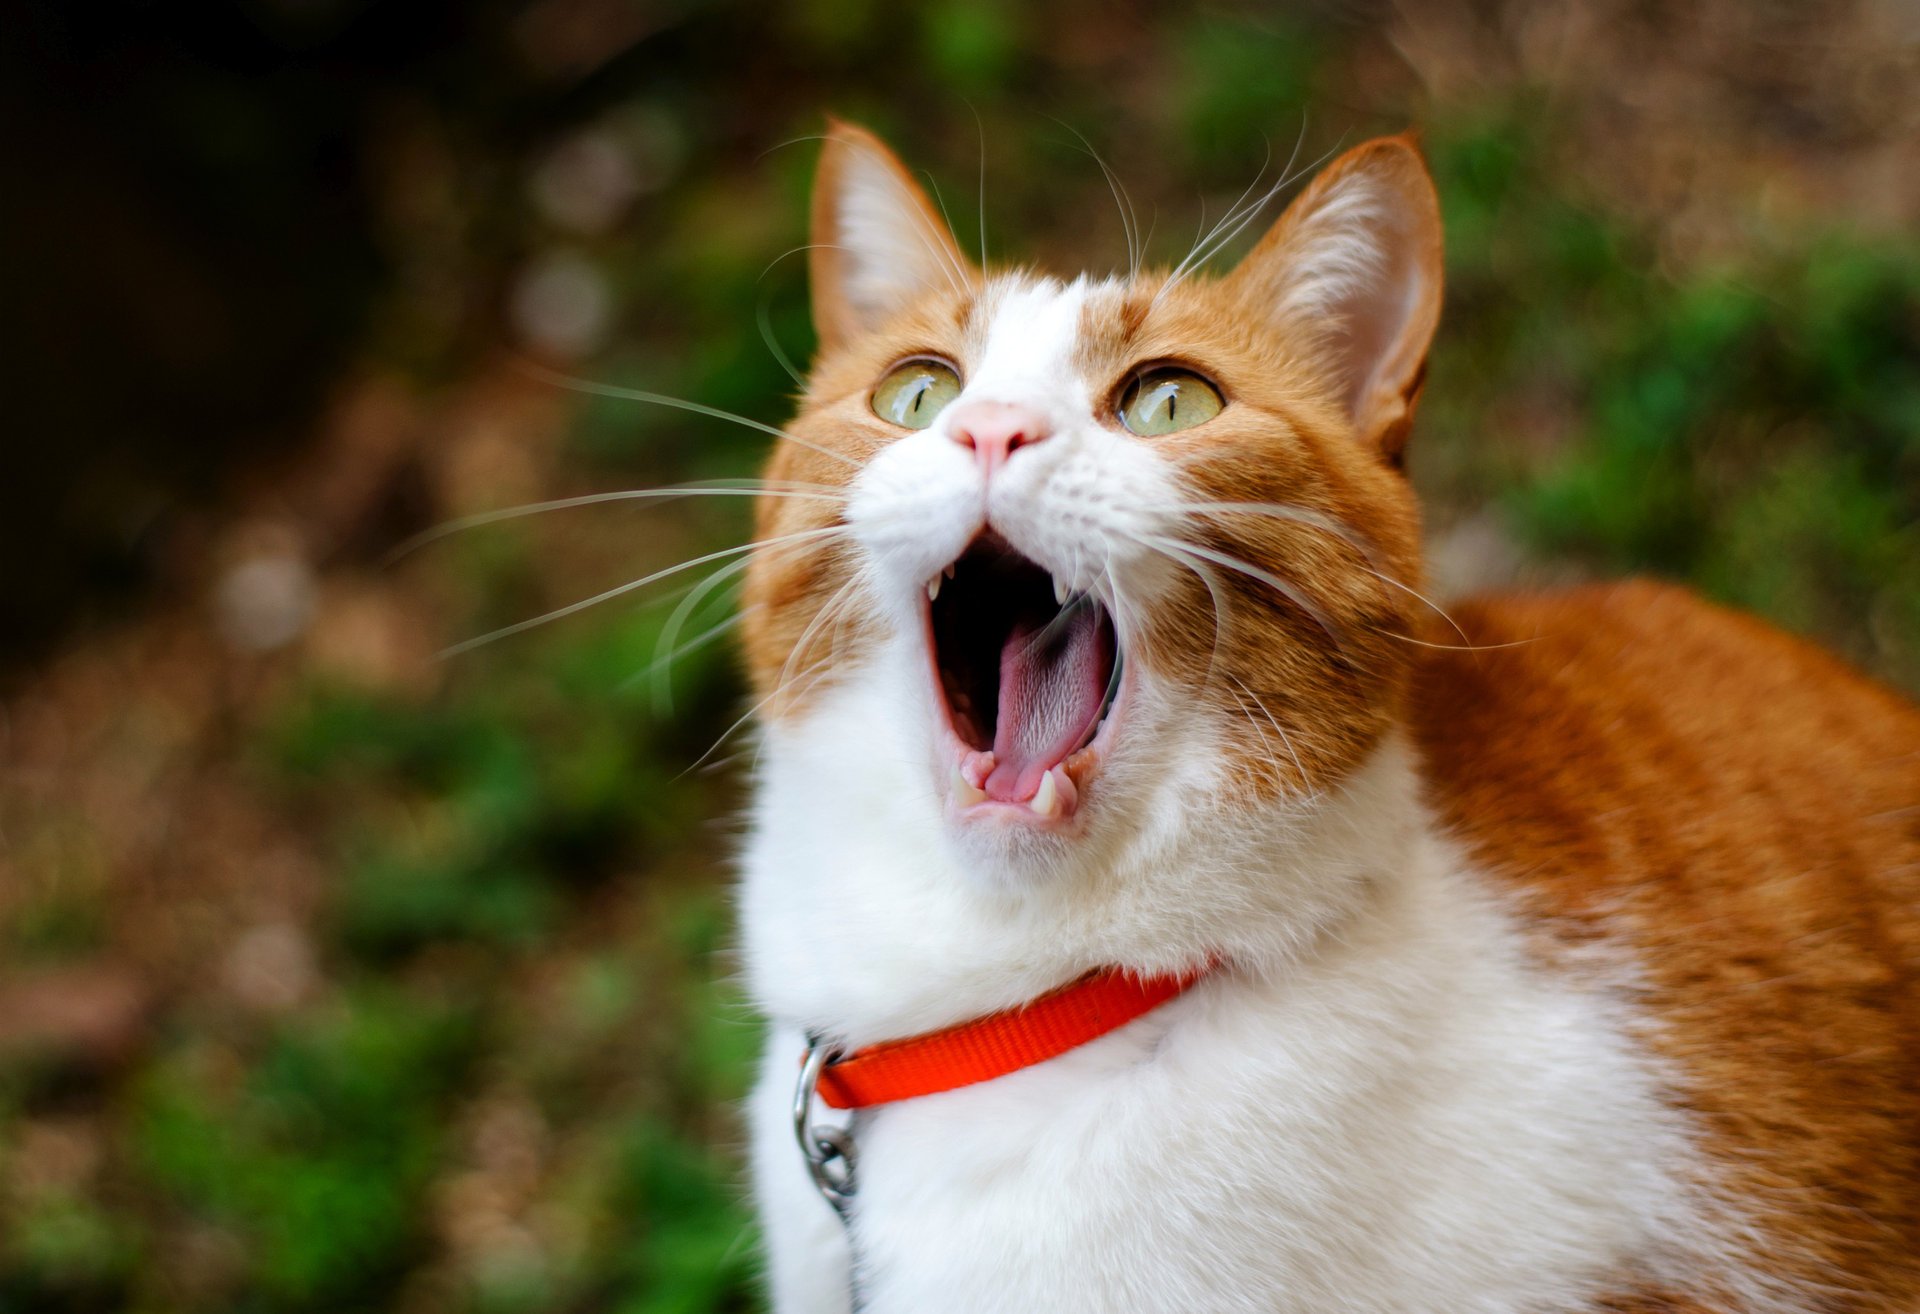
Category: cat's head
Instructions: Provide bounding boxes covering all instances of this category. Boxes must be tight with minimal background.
[742,121,1441,892]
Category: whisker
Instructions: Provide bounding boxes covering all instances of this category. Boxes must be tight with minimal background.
[757,291,806,387]
[1174,136,1272,282]
[1178,498,1356,528]
[920,166,965,269]
[969,100,989,268]
[1156,542,1234,687]
[1152,136,1277,311]
[441,524,849,658]
[1139,533,1362,672]
[650,551,761,713]
[1374,631,1535,654]
[1183,125,1313,273]
[1177,499,1379,561]
[638,597,753,707]
[1226,678,1274,757]
[1008,592,1100,663]
[1229,673,1316,801]
[1355,568,1475,649]
[1225,677,1294,792]
[513,360,863,470]
[1095,556,1139,727]
[686,573,864,779]
[770,571,865,724]
[760,240,849,285]
[1153,122,1332,309]
[1167,498,1465,652]
[388,482,844,562]
[757,131,833,162]
[1049,118,1140,280]
[683,688,778,781]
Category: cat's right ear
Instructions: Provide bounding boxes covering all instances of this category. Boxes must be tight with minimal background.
[810,119,976,355]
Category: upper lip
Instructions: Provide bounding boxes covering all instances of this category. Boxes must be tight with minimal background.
[922,534,1123,821]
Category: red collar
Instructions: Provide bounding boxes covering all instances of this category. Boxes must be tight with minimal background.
[805,961,1215,1110]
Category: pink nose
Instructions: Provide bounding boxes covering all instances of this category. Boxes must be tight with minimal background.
[946,401,1051,477]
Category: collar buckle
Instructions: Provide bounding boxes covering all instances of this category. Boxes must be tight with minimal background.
[794,1035,858,1221]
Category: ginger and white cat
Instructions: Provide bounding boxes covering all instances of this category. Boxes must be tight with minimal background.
[734,120,1920,1312]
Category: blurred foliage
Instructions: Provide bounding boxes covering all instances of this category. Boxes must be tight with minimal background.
[1423,108,1920,681]
[2,2,1917,1312]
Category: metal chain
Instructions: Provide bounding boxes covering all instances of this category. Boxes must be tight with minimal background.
[794,1035,867,1311]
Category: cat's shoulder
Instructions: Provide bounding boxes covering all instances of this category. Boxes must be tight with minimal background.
[1407,575,1919,916]
[1410,575,1919,789]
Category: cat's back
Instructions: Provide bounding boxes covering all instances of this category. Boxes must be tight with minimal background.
[1411,577,1920,1302]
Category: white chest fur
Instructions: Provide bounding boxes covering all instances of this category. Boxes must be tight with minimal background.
[739,681,1764,1314]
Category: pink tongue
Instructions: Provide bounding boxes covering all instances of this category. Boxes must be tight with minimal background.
[984,605,1110,801]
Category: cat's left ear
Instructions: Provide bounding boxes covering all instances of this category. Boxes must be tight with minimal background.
[809,118,977,355]
[1224,134,1443,460]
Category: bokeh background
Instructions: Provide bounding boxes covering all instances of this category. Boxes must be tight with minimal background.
[4,1,1918,1310]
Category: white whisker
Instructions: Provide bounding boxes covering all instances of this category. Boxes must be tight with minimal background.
[698,573,865,778]
[639,601,753,704]
[970,100,989,268]
[513,361,864,470]
[1375,630,1535,654]
[1051,119,1141,280]
[1139,532,1362,672]
[441,524,849,658]
[1229,673,1316,801]
[1157,541,1234,687]
[1355,567,1474,649]
[772,571,865,718]
[650,550,761,712]
[389,482,843,562]
[1175,499,1376,561]
[1152,123,1332,310]
[757,292,806,387]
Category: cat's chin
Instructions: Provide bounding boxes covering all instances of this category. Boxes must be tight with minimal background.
[936,800,1096,890]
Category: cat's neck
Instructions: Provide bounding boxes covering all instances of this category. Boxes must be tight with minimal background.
[738,658,1428,1046]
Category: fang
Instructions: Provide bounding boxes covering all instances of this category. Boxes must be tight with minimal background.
[951,766,987,807]
[1030,769,1060,817]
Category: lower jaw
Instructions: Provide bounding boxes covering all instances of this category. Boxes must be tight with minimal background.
[941,663,1131,829]
[949,741,1100,828]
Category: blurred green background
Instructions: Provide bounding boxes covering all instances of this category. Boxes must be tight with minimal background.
[2,2,1917,1310]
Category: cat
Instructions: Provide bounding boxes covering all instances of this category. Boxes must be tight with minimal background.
[733,119,1920,1313]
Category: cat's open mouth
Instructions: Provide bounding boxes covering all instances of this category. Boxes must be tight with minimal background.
[924,535,1122,821]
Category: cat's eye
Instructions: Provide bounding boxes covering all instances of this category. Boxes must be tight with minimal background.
[871,360,963,430]
[1118,368,1224,437]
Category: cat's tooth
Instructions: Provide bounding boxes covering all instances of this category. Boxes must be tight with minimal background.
[1053,575,1070,606]
[944,562,957,579]
[1030,768,1060,818]
[927,575,942,603]
[951,766,987,808]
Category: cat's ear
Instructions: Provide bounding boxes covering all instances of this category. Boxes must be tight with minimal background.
[810,118,976,354]
[1224,134,1443,459]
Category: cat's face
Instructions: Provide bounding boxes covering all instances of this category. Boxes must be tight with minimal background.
[743,122,1442,889]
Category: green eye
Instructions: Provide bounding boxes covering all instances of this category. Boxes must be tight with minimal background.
[871,360,963,429]
[1118,368,1224,436]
